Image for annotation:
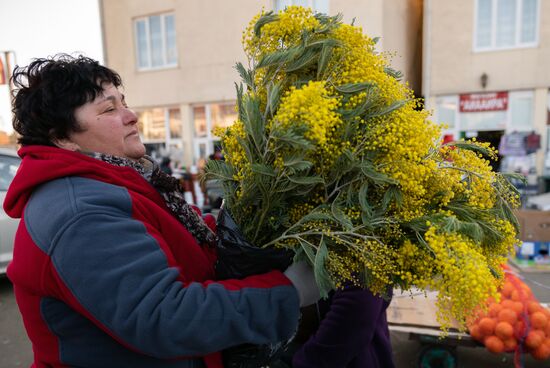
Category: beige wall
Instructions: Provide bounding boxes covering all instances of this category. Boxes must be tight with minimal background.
[331,0,422,92]
[101,0,272,166]
[102,0,422,106]
[383,0,423,94]
[332,0,384,39]
[426,0,550,95]
[424,0,550,178]
[101,0,422,166]
[102,0,271,108]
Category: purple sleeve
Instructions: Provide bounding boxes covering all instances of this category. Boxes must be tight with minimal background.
[292,288,394,368]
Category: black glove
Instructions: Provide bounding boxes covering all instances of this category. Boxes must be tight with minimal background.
[215,208,293,280]
[222,341,289,368]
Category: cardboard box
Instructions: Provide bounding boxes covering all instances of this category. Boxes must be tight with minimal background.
[526,192,550,211]
[514,210,550,242]
[387,289,459,329]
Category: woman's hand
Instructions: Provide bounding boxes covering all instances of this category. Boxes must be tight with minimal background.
[283,261,321,307]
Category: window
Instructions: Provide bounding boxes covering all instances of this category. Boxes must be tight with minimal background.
[193,106,207,138]
[440,91,534,132]
[138,108,166,140]
[169,108,182,139]
[474,0,539,51]
[436,96,458,129]
[134,13,178,70]
[211,104,237,130]
[460,109,507,131]
[509,90,534,130]
[192,102,237,164]
[138,107,183,142]
[274,0,329,14]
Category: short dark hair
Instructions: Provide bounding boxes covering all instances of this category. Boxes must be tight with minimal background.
[11,54,123,146]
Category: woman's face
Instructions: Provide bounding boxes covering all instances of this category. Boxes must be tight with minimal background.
[66,83,146,160]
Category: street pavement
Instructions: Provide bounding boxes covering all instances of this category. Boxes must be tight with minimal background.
[0,275,31,367]
[1,271,550,367]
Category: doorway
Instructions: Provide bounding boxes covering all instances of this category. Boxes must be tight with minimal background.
[461,130,504,171]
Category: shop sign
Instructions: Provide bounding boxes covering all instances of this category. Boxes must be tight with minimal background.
[459,92,508,113]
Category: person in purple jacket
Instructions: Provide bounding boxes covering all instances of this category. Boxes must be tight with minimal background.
[289,287,395,368]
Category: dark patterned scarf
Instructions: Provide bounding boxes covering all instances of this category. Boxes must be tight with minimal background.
[88,152,217,247]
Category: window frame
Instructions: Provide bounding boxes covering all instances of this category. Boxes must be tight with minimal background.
[473,0,540,52]
[133,12,178,71]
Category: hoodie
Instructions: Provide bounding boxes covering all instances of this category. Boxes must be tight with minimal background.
[5,145,300,368]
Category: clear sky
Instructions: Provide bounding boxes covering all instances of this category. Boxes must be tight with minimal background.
[0,0,104,134]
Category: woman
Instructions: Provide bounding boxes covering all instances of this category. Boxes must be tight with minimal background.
[4,54,319,368]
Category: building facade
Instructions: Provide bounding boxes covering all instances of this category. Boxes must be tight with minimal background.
[424,0,550,192]
[100,0,422,169]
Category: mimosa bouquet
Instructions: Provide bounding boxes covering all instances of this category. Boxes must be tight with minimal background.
[205,6,521,331]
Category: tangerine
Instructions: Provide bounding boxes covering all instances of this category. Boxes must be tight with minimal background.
[489,303,503,318]
[525,330,544,350]
[503,338,518,352]
[469,325,483,342]
[485,335,505,354]
[501,299,515,310]
[527,301,542,315]
[498,309,517,325]
[531,341,550,361]
[510,301,524,315]
[478,317,496,336]
[519,282,533,298]
[530,311,548,330]
[501,282,514,298]
[495,321,514,340]
[510,289,522,301]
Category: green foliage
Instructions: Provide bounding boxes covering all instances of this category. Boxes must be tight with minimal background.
[314,238,335,297]
[203,7,520,301]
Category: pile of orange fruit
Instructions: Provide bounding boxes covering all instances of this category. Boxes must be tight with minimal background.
[468,273,550,360]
